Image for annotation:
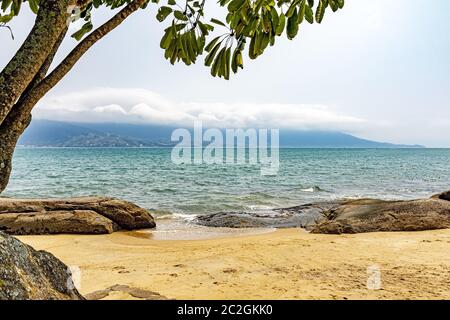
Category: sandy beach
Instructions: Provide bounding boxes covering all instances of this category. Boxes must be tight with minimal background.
[17,226,450,300]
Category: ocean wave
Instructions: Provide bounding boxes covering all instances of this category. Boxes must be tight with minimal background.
[149,209,175,219]
[300,186,327,193]
[246,204,275,211]
[172,213,198,222]
[153,211,199,223]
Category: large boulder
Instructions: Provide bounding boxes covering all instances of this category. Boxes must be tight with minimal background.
[311,195,450,234]
[0,210,118,235]
[431,190,450,201]
[195,202,337,229]
[0,231,83,300]
[0,197,155,235]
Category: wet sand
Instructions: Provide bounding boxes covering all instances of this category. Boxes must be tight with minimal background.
[18,227,450,300]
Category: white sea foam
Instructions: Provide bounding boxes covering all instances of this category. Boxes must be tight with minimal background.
[247,205,274,211]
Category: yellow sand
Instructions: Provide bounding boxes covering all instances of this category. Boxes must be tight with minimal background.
[18,228,450,300]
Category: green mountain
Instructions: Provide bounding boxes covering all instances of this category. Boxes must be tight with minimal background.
[18,120,424,148]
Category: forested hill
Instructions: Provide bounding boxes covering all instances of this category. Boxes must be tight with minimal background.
[18,120,424,148]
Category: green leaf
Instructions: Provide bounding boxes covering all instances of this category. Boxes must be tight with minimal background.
[211,47,225,77]
[249,35,256,59]
[160,27,173,49]
[1,0,13,11]
[174,10,188,21]
[287,8,299,40]
[156,6,173,22]
[270,7,279,33]
[227,0,245,12]
[286,1,298,18]
[93,0,102,8]
[298,0,306,24]
[305,4,314,24]
[11,0,21,15]
[71,21,93,41]
[224,47,231,80]
[276,13,286,36]
[231,47,239,73]
[205,41,222,66]
[210,18,226,27]
[205,36,221,52]
[316,0,326,23]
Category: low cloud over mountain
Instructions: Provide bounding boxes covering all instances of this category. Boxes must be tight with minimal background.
[33,88,366,132]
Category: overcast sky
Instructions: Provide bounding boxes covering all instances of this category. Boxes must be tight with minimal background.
[1,1,450,147]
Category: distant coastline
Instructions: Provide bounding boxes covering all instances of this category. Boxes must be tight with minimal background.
[19,120,425,148]
[16,145,429,149]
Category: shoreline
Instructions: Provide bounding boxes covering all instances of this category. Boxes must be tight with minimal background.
[18,227,450,300]
[130,219,277,241]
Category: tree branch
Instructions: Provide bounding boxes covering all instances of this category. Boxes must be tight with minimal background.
[19,28,69,103]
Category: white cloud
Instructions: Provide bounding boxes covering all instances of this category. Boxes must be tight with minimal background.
[93,104,127,114]
[34,87,366,131]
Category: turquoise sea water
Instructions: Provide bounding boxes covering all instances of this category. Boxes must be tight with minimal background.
[5,148,450,217]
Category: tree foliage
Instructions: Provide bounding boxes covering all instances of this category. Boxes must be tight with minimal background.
[1,0,344,80]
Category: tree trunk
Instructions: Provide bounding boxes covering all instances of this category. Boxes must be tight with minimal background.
[0,0,70,192]
[0,111,31,193]
[0,0,146,194]
[0,23,68,193]
[0,0,71,125]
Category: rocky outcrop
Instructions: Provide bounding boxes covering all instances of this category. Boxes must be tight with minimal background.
[195,202,337,229]
[0,197,155,235]
[0,231,83,300]
[311,194,450,234]
[195,191,450,234]
[432,190,450,201]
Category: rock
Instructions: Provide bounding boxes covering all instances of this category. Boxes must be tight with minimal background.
[195,202,337,229]
[196,212,278,228]
[91,198,155,230]
[0,231,84,300]
[85,284,169,300]
[0,210,119,235]
[195,191,450,234]
[311,196,450,234]
[0,197,155,235]
[431,190,450,201]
